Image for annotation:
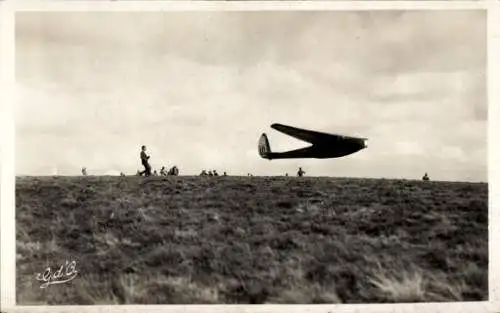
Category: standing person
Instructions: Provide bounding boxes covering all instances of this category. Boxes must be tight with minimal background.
[297,167,305,177]
[139,145,152,176]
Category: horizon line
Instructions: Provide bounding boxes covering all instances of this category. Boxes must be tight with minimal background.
[14,174,487,184]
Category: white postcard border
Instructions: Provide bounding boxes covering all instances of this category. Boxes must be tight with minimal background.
[1,1,498,312]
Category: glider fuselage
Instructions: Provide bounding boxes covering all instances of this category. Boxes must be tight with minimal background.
[266,138,366,159]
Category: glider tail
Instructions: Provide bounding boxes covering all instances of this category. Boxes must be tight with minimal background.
[259,133,272,159]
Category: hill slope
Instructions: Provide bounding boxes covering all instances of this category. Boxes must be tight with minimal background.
[16,176,488,304]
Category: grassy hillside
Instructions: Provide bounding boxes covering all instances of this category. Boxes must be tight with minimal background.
[16,176,488,304]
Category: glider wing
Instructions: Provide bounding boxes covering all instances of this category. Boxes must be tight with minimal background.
[271,123,367,143]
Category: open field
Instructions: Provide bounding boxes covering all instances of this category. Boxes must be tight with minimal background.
[16,176,488,304]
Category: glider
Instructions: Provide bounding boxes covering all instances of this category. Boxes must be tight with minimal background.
[259,123,368,160]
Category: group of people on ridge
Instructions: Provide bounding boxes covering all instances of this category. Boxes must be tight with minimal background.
[82,145,311,178]
[200,170,227,177]
[82,150,432,180]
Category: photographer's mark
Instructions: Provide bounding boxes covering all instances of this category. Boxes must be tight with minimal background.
[35,260,78,289]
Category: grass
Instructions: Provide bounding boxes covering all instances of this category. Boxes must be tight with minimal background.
[16,175,488,304]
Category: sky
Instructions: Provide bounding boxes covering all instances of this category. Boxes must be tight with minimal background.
[16,10,487,181]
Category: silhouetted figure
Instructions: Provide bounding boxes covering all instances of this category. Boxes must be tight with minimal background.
[200,170,208,176]
[139,145,152,176]
[208,171,214,177]
[160,166,167,176]
[297,167,305,177]
[81,167,87,176]
[422,173,430,181]
[223,172,227,176]
[153,170,158,176]
[285,173,289,176]
[120,172,125,177]
[213,170,219,176]
[167,166,178,176]
[172,166,179,176]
